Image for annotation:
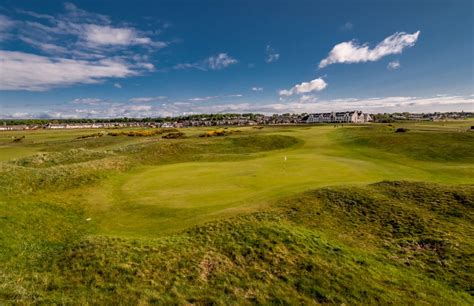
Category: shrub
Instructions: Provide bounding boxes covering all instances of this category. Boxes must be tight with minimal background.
[108,128,179,137]
[199,129,232,137]
[395,128,409,133]
[12,136,25,142]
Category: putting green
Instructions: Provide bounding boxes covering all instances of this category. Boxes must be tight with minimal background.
[86,124,474,237]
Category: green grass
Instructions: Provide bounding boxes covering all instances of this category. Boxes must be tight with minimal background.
[0,121,473,304]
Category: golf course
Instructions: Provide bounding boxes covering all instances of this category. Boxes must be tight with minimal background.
[1,121,473,304]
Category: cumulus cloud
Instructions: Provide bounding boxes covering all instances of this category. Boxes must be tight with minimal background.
[265,45,280,63]
[279,77,327,96]
[114,82,122,88]
[175,53,238,71]
[319,31,420,68]
[387,60,400,70]
[0,51,136,91]
[252,87,263,91]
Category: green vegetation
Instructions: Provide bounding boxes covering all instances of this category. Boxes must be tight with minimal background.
[0,120,473,304]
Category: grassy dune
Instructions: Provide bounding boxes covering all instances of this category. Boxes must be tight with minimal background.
[0,121,473,304]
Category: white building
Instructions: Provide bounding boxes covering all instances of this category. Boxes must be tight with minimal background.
[306,111,372,123]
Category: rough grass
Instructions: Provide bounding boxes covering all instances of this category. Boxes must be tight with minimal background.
[10,148,115,168]
[1,181,472,304]
[336,125,474,162]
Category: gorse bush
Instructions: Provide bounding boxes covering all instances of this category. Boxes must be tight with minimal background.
[107,128,179,137]
[199,129,233,137]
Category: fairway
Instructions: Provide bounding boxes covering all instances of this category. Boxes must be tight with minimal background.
[1,121,473,304]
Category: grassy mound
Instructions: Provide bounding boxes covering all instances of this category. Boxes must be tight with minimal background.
[2,181,472,304]
[10,148,115,168]
[336,125,474,162]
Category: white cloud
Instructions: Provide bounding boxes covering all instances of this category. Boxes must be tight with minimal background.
[279,77,327,96]
[83,25,155,47]
[16,9,55,21]
[4,95,473,119]
[1,4,162,85]
[63,2,111,24]
[114,82,122,88]
[188,96,217,102]
[173,63,201,70]
[299,95,318,103]
[252,87,263,91]
[129,96,167,103]
[14,4,166,53]
[128,105,152,111]
[387,60,400,70]
[205,53,238,70]
[265,45,280,63]
[187,94,242,102]
[319,31,420,68]
[71,98,104,105]
[18,36,68,54]
[174,53,238,71]
[0,3,165,91]
[0,51,136,91]
[187,95,473,115]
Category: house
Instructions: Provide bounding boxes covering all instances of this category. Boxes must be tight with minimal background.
[305,111,372,123]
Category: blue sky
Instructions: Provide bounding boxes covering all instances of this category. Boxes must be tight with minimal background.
[0,0,472,118]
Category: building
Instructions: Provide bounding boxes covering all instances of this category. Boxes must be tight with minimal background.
[305,111,372,123]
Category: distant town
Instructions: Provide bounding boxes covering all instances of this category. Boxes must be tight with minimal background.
[1,111,472,131]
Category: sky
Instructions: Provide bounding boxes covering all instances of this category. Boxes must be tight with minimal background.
[0,0,473,119]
